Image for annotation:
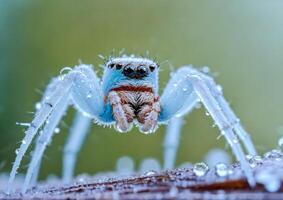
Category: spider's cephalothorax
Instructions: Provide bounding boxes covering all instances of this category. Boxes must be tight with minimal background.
[102,57,160,133]
[7,55,258,194]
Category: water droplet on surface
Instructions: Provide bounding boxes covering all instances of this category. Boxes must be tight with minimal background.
[264,149,283,161]
[173,83,178,87]
[86,91,92,98]
[144,170,157,176]
[54,127,60,134]
[35,102,41,110]
[182,88,187,92]
[202,66,210,73]
[22,140,26,145]
[60,67,72,76]
[193,162,209,177]
[205,112,210,116]
[216,85,223,93]
[215,163,229,177]
[247,155,263,168]
[15,149,19,155]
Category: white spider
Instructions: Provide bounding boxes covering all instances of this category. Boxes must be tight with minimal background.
[7,55,257,193]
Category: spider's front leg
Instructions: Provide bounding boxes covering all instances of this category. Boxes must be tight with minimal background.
[159,66,257,186]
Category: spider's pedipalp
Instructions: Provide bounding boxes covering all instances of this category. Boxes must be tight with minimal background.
[63,112,91,182]
[159,66,257,186]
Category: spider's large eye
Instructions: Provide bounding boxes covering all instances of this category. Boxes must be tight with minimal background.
[116,64,123,70]
[149,65,155,72]
[109,63,115,68]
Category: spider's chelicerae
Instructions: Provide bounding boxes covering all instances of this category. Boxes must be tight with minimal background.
[8,55,257,193]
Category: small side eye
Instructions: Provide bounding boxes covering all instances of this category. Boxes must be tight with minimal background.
[109,63,115,68]
[116,64,123,70]
[149,65,155,72]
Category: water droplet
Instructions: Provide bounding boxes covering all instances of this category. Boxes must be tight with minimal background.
[216,85,223,93]
[144,170,157,176]
[215,163,229,177]
[264,149,283,161]
[60,67,72,76]
[15,149,19,155]
[182,88,188,92]
[202,66,210,73]
[22,140,26,145]
[247,155,263,168]
[173,83,178,87]
[233,138,239,144]
[193,162,209,177]
[54,127,60,134]
[46,120,50,124]
[77,177,86,183]
[205,112,210,116]
[35,102,41,110]
[86,91,92,98]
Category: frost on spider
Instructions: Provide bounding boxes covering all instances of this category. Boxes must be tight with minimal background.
[7,55,258,193]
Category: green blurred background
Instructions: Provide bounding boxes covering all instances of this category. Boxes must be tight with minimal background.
[1,0,283,180]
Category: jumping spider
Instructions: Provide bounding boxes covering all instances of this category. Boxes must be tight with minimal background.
[7,56,257,193]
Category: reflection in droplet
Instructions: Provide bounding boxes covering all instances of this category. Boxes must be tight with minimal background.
[193,162,209,177]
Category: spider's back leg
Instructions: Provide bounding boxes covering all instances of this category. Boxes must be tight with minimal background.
[63,112,91,182]
[159,66,256,186]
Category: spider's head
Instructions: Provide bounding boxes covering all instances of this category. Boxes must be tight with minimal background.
[102,56,159,92]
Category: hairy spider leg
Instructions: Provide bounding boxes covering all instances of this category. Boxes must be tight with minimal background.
[7,76,73,194]
[8,64,107,193]
[202,75,257,155]
[160,67,199,169]
[159,67,255,186]
[190,73,255,186]
[63,112,91,182]
[22,94,70,193]
[30,153,41,187]
[163,117,183,169]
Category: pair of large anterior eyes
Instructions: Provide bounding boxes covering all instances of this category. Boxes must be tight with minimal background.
[108,63,156,72]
